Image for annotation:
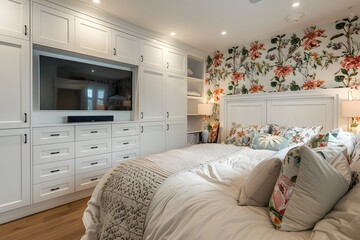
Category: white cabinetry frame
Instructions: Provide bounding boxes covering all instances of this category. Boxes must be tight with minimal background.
[0,35,29,129]
[0,129,30,213]
[0,0,29,40]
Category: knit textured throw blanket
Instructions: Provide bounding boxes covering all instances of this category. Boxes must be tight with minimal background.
[99,158,173,240]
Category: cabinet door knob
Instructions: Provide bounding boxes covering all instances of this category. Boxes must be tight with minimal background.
[167,112,169,118]
[141,112,144,119]
[141,55,144,62]
[24,113,27,123]
[141,126,144,133]
[113,48,116,56]
[24,25,28,36]
[167,124,169,131]
[167,62,169,68]
[24,134,27,144]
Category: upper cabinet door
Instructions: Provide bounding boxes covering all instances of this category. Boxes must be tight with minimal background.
[0,35,29,129]
[32,3,75,51]
[166,72,186,121]
[75,17,112,59]
[0,0,29,40]
[112,31,140,65]
[165,48,187,75]
[140,40,165,69]
[139,66,165,122]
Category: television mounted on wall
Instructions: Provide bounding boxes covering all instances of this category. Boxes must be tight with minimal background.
[39,55,133,111]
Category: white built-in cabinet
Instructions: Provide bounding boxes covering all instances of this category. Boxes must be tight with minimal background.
[0,0,29,40]
[75,17,112,59]
[0,0,30,216]
[32,3,75,50]
[139,47,187,155]
[0,35,30,129]
[140,122,166,156]
[112,31,140,65]
[0,129,30,213]
[139,67,166,122]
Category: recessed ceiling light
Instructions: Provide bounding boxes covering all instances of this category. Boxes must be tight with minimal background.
[221,31,227,35]
[93,0,101,4]
[292,2,300,7]
[170,32,176,36]
[91,69,95,72]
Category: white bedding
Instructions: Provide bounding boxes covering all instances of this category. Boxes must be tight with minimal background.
[144,147,311,240]
[82,143,352,240]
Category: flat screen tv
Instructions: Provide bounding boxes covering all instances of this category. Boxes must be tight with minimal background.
[39,55,133,111]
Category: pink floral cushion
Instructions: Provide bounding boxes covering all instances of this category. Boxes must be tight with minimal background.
[271,125,322,146]
[269,146,351,231]
[224,123,270,146]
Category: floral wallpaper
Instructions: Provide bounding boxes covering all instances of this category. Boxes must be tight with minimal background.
[205,16,360,121]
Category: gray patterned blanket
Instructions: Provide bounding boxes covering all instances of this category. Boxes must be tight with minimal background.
[99,157,173,240]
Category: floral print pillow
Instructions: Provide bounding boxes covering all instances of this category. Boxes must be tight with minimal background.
[271,125,322,146]
[251,133,290,151]
[224,123,270,146]
[269,146,351,231]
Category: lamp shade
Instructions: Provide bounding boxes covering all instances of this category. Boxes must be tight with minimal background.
[198,103,212,115]
[342,100,360,117]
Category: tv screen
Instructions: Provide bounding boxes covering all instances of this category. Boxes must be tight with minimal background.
[39,55,133,111]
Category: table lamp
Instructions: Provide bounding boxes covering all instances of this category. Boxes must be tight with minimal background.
[342,100,360,134]
[198,103,213,143]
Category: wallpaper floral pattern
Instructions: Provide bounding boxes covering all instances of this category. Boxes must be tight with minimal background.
[205,16,360,120]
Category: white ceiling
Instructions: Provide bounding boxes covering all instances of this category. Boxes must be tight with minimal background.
[79,0,360,53]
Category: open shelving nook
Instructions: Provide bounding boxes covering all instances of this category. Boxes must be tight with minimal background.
[187,56,205,144]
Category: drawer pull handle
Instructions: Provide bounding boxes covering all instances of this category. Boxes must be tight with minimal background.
[50,134,60,137]
[90,162,98,165]
[50,169,60,173]
[50,151,60,155]
[90,178,98,181]
[50,187,60,192]
[123,156,129,159]
[90,131,98,134]
[91,146,98,149]
[123,128,129,131]
[123,142,129,145]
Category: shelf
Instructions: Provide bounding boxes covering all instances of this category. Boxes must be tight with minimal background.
[187,130,202,134]
[187,76,203,83]
[187,95,203,100]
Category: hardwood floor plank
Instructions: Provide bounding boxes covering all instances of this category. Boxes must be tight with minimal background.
[0,198,89,240]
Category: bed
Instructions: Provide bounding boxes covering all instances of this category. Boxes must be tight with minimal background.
[81,89,360,240]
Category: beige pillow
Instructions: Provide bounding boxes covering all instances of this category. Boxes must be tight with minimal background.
[269,146,351,231]
[239,157,282,206]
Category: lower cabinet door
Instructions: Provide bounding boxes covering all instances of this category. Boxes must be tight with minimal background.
[0,128,30,213]
[140,122,165,156]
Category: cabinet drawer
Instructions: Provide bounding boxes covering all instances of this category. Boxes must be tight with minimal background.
[112,136,139,152]
[33,126,74,145]
[33,142,75,164]
[112,149,139,166]
[33,177,74,203]
[75,124,111,141]
[33,159,75,184]
[112,123,139,137]
[75,138,111,158]
[76,153,111,174]
[75,169,107,191]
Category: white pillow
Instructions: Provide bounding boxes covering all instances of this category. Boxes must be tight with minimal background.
[239,157,282,206]
[269,146,351,231]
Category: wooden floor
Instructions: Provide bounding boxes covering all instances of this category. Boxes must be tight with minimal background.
[0,198,89,240]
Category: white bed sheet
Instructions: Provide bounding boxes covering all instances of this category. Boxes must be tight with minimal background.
[144,147,311,240]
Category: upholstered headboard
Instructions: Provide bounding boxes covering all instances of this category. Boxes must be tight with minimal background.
[219,89,350,141]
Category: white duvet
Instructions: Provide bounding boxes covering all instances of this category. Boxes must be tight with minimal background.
[82,144,313,239]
